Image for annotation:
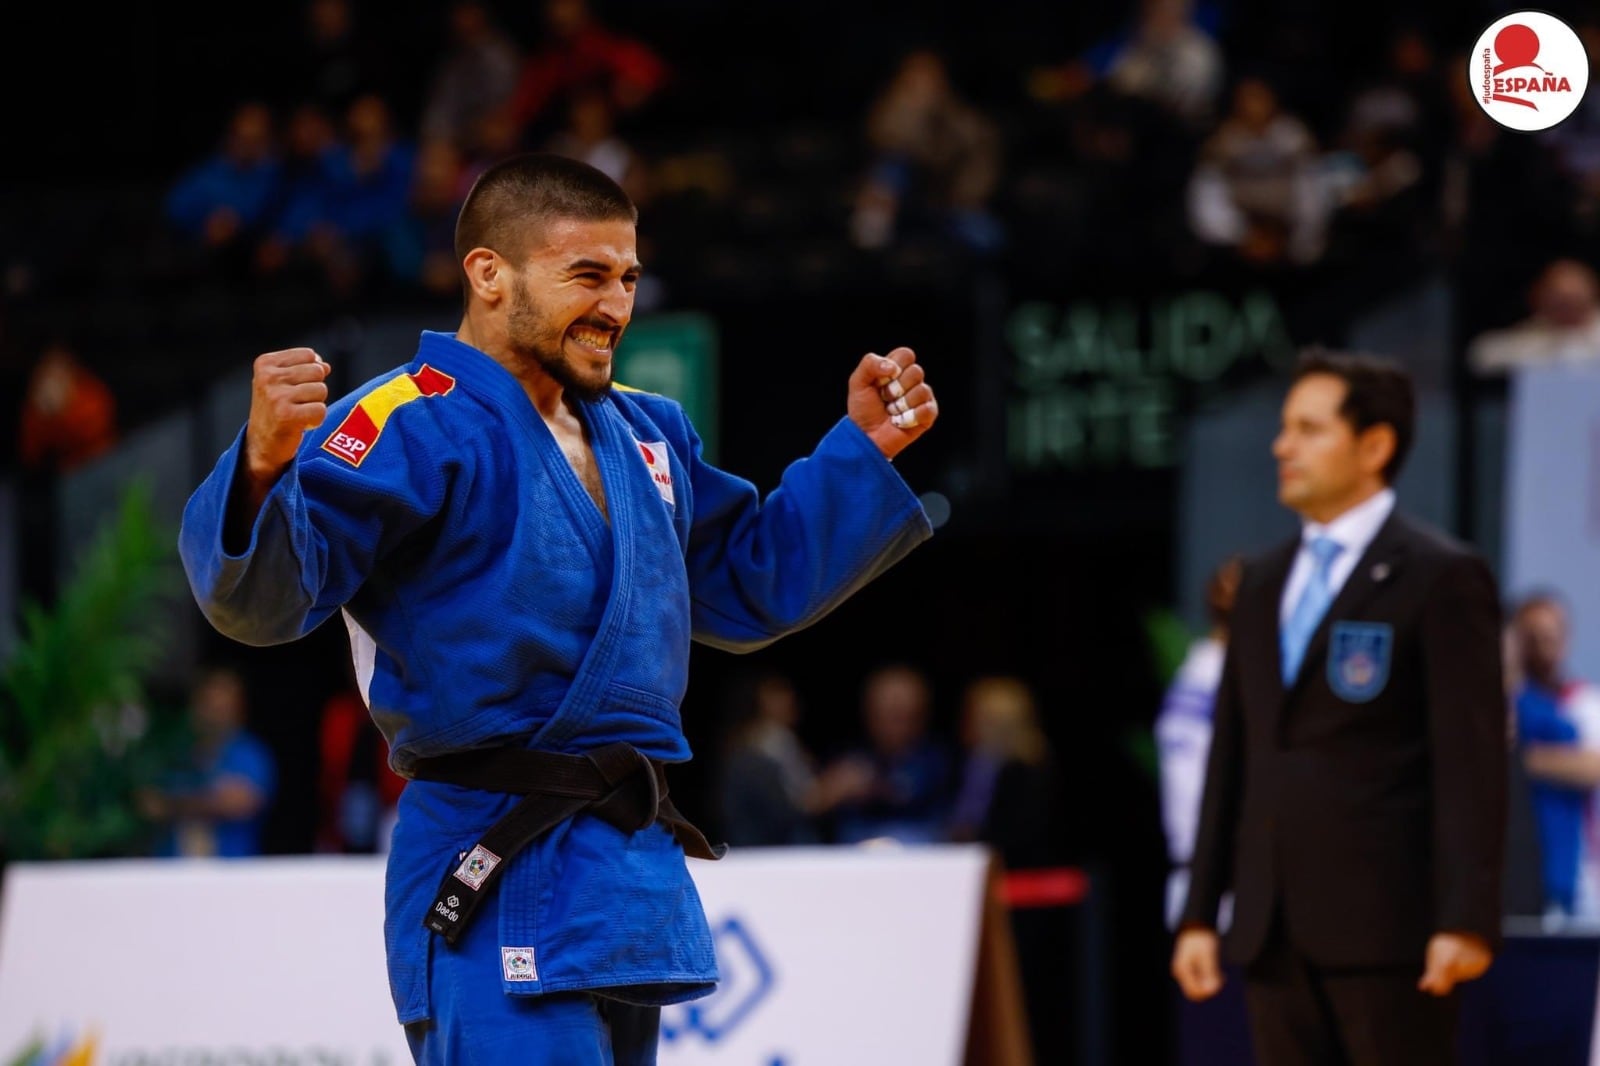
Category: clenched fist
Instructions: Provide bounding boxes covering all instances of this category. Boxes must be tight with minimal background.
[246,348,332,483]
[848,347,938,460]
[227,348,332,542]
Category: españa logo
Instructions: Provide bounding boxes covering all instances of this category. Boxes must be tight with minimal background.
[1470,11,1590,132]
[321,364,456,467]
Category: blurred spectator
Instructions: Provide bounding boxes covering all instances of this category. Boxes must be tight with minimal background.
[848,47,1005,256]
[1501,609,1558,920]
[1468,257,1600,376]
[295,93,417,298]
[1028,0,1225,131]
[384,136,469,299]
[315,682,404,854]
[947,674,1072,1066]
[544,83,652,206]
[460,108,529,191]
[947,675,1065,871]
[1318,89,1430,271]
[826,663,956,845]
[1343,25,1453,183]
[15,338,119,608]
[1104,0,1226,131]
[497,0,671,146]
[1155,554,1242,929]
[715,671,815,846]
[255,101,345,281]
[419,0,524,157]
[1303,41,1444,327]
[1442,49,1581,343]
[1186,74,1326,268]
[18,340,118,476]
[282,0,395,119]
[162,101,282,273]
[1009,77,1200,281]
[336,93,417,237]
[136,667,277,859]
[714,671,827,847]
[1509,591,1600,921]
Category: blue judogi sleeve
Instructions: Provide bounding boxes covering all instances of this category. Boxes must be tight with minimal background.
[679,412,932,652]
[179,392,451,647]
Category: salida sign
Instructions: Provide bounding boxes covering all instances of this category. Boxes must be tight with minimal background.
[1006,289,1296,472]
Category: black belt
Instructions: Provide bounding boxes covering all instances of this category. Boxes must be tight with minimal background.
[410,742,726,945]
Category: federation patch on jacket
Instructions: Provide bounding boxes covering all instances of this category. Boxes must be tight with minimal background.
[1328,621,1393,703]
[636,440,674,505]
[322,364,456,467]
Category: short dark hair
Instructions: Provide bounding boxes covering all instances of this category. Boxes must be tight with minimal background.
[1291,347,1416,484]
[453,152,638,295]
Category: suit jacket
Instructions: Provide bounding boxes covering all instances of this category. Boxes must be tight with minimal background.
[1181,509,1507,968]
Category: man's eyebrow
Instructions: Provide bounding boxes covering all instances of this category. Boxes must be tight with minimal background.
[565,258,644,274]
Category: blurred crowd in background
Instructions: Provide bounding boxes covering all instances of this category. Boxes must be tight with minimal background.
[11,0,1600,443]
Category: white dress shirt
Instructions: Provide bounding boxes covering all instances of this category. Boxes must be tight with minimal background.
[1279,487,1397,626]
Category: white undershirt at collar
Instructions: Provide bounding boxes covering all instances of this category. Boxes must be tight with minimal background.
[1279,487,1397,625]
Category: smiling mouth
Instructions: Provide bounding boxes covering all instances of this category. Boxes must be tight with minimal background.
[568,326,615,354]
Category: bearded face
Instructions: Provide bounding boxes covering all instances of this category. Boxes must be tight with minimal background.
[505,269,619,403]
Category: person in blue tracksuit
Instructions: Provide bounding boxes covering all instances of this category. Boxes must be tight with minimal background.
[178,152,940,1065]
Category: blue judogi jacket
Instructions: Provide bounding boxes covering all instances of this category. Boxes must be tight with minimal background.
[179,330,933,1023]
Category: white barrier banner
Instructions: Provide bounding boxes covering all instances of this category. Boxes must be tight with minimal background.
[0,845,990,1066]
[657,845,989,1066]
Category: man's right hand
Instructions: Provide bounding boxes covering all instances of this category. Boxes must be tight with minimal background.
[227,349,331,548]
[246,348,331,484]
[1171,927,1225,1001]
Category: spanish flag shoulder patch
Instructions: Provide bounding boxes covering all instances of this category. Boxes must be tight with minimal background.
[321,364,457,467]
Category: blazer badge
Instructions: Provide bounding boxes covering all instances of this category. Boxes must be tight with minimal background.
[1328,621,1392,703]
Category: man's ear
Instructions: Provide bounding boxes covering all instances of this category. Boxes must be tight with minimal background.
[462,247,501,302]
[1358,423,1397,479]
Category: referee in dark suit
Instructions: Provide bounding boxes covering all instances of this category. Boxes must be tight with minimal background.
[1171,349,1507,1065]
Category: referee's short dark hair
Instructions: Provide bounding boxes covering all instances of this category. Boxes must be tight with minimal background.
[1292,347,1416,485]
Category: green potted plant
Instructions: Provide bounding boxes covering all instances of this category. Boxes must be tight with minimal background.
[0,481,187,864]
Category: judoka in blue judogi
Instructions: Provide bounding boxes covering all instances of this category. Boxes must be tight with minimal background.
[178,152,941,1064]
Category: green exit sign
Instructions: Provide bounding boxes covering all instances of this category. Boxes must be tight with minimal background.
[615,311,721,463]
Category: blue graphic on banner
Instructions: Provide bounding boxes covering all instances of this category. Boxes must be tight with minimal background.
[660,916,777,1045]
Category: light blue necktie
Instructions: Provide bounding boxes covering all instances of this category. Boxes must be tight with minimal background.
[1281,535,1343,685]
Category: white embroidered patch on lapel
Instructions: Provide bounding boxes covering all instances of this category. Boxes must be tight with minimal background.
[636,440,675,506]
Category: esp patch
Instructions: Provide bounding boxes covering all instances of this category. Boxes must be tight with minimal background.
[322,364,455,467]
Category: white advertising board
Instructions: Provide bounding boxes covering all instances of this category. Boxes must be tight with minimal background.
[0,844,992,1066]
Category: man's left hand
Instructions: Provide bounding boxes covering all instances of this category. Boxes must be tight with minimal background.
[1418,932,1493,996]
[848,347,938,460]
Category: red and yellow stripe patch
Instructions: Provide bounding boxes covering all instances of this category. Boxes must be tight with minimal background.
[321,364,456,467]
